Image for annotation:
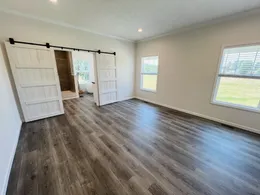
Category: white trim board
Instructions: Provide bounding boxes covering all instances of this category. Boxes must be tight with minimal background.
[1,121,22,195]
[119,96,135,102]
[134,96,260,135]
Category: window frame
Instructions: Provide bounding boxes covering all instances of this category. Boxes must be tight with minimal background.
[211,43,260,113]
[140,56,159,93]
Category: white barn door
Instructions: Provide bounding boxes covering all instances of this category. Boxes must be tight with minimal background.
[96,54,118,106]
[5,43,64,122]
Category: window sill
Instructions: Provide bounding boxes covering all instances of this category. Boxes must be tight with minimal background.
[211,101,260,114]
[140,88,157,93]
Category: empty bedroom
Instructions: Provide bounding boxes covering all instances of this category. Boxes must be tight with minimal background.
[1,0,260,195]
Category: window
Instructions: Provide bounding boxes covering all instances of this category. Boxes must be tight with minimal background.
[212,44,260,112]
[141,56,159,92]
[73,59,90,84]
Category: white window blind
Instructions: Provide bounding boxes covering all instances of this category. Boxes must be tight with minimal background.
[212,44,260,112]
[219,45,260,77]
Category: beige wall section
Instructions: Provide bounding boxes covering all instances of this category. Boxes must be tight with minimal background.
[0,46,22,195]
[136,12,260,133]
[0,11,135,102]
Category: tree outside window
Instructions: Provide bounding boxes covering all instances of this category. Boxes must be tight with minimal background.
[73,59,90,84]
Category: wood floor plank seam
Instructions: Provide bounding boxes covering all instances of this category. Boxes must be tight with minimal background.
[117,100,260,157]
[6,95,260,195]
[74,99,260,193]
[98,101,260,187]
[70,98,260,193]
[104,100,260,181]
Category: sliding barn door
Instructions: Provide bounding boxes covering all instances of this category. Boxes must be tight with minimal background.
[96,54,118,106]
[5,42,64,122]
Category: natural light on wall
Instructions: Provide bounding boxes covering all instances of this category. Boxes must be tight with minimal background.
[213,44,260,111]
[141,56,159,92]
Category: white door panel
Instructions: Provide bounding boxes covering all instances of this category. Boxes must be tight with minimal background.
[96,54,118,106]
[5,42,64,122]
[16,69,56,84]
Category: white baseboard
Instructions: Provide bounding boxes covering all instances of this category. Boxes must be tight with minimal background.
[1,121,22,195]
[119,96,135,102]
[135,96,260,135]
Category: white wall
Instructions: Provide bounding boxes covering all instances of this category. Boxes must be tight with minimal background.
[0,11,135,101]
[0,46,22,195]
[136,12,260,133]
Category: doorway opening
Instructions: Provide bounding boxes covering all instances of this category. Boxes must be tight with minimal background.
[54,50,79,100]
[54,50,117,106]
[71,52,98,104]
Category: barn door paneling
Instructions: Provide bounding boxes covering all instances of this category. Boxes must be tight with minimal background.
[96,54,118,106]
[5,42,64,122]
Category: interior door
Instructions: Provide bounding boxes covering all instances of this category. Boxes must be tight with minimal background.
[5,42,64,122]
[96,53,118,106]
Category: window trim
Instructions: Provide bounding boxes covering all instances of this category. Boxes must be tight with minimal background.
[211,43,260,113]
[140,56,159,93]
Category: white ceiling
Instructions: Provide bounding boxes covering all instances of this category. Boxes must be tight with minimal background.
[1,0,260,41]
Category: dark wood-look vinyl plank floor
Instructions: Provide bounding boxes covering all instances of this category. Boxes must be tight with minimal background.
[6,95,260,195]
